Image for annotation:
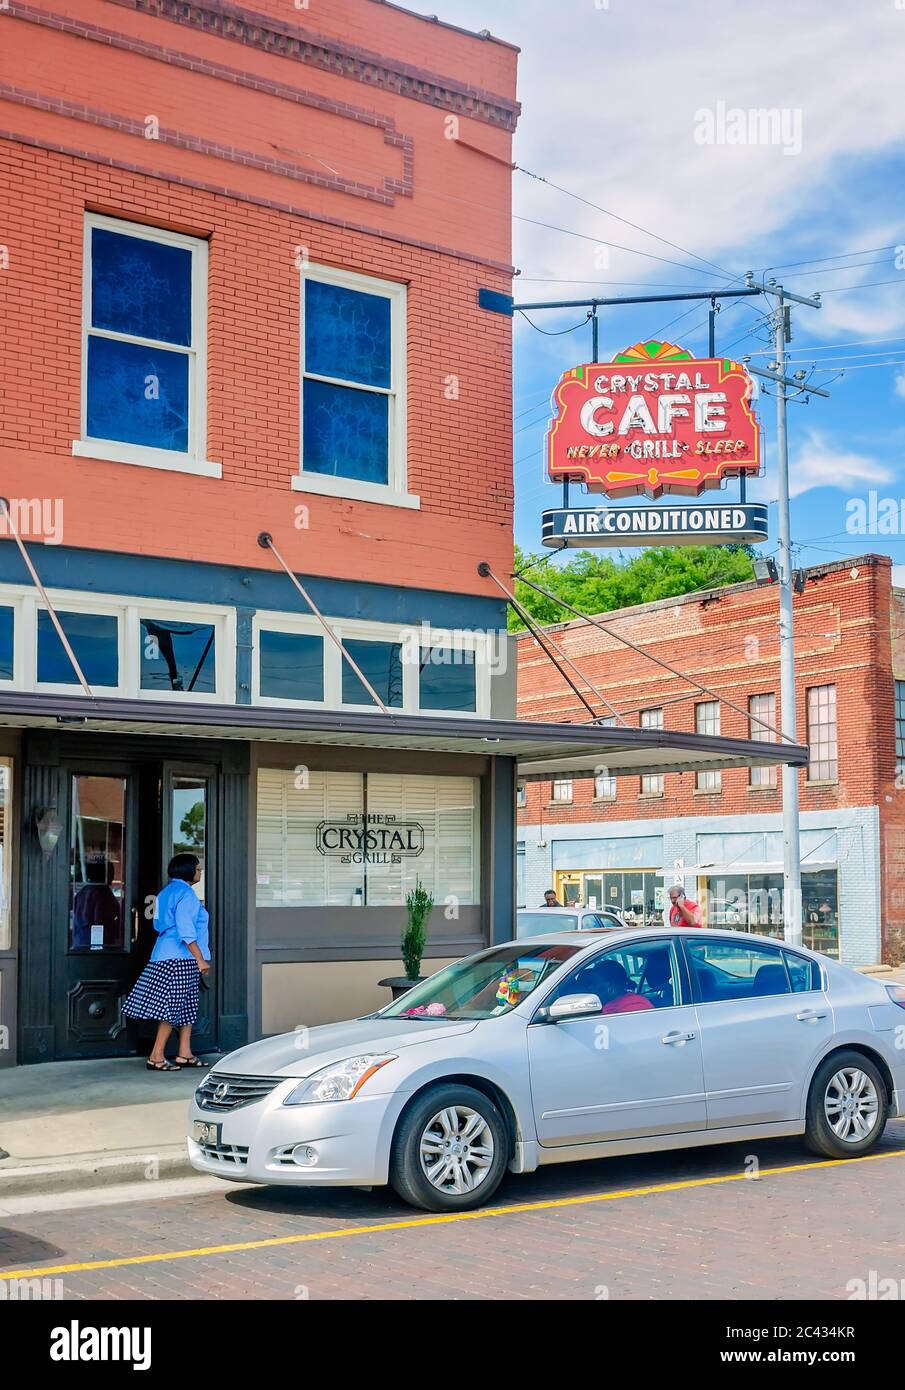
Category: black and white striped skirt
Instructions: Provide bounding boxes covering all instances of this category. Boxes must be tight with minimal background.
[124,958,200,1027]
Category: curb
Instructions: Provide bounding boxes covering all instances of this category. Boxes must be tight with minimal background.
[0,1144,194,1197]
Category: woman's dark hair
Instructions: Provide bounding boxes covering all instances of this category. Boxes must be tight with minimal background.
[168,853,200,882]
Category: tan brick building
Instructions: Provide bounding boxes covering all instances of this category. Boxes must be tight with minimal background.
[516,553,905,966]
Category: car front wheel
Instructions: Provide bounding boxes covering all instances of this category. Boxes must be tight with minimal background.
[389,1083,510,1212]
[804,1051,887,1159]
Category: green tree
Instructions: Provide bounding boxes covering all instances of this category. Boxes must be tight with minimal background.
[508,544,754,630]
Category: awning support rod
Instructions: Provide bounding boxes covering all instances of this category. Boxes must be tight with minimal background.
[0,497,93,697]
[257,533,391,716]
[513,570,795,745]
[478,563,628,726]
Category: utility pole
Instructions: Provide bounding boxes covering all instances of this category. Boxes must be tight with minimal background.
[755,286,826,948]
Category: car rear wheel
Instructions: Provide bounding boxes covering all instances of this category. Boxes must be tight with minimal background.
[804,1051,887,1159]
[389,1083,509,1213]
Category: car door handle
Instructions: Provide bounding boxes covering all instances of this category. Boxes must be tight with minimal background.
[661,1030,696,1044]
[796,1008,828,1022]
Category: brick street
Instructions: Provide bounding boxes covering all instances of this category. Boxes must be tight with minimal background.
[2,1121,903,1302]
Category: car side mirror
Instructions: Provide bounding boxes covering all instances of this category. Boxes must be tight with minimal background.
[546,993,602,1022]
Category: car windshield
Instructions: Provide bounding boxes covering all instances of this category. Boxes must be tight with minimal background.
[380,943,580,1021]
[519,912,579,936]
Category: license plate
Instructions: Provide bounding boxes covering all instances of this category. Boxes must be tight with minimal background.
[192,1120,221,1146]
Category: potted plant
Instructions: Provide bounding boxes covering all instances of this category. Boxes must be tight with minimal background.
[379,880,434,1000]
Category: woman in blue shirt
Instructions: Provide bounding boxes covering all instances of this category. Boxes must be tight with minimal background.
[124,852,211,1071]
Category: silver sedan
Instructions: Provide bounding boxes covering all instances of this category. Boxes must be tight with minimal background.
[187,928,905,1212]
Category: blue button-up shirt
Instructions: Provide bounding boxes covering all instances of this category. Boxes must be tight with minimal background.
[150,879,210,962]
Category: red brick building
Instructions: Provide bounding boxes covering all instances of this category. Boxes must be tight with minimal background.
[0,0,523,1063]
[516,554,905,966]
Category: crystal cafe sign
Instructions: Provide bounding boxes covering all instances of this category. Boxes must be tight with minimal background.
[316,814,425,865]
[546,339,760,499]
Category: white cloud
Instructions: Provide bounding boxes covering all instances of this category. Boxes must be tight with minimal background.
[789,430,896,498]
[441,0,905,321]
[895,371,905,399]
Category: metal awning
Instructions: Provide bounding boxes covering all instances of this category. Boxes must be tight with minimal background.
[0,692,809,779]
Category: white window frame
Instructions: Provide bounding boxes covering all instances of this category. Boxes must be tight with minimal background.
[695,700,722,792]
[639,708,664,796]
[0,583,235,701]
[293,262,415,509]
[73,213,219,478]
[252,612,491,716]
[550,777,573,804]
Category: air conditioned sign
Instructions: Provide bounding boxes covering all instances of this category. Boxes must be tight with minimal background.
[316,814,425,865]
[542,502,768,548]
[546,339,760,499]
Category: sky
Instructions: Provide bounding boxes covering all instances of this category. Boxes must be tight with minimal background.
[432,0,905,579]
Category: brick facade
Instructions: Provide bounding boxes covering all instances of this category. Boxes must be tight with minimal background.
[516,554,904,964]
[0,0,517,593]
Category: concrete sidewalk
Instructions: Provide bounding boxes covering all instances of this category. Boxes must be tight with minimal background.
[0,1055,218,1196]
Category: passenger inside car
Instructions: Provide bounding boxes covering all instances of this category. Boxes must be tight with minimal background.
[591,959,655,1015]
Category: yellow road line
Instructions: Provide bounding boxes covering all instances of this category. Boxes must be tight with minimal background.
[2,1147,903,1282]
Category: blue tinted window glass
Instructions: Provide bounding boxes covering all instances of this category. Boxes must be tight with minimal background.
[87,336,189,452]
[91,228,192,345]
[38,611,118,686]
[140,619,216,694]
[420,649,476,712]
[303,378,388,484]
[0,607,13,681]
[259,631,324,702]
[305,279,391,388]
[342,639,403,708]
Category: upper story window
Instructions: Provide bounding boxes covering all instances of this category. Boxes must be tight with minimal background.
[75,215,215,477]
[293,265,414,510]
[516,782,527,807]
[594,715,616,799]
[749,692,778,788]
[0,584,234,702]
[252,613,491,716]
[896,680,905,768]
[639,708,664,796]
[806,684,838,782]
[550,777,573,804]
[695,700,721,792]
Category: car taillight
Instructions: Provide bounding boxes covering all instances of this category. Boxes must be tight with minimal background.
[885,984,905,1010]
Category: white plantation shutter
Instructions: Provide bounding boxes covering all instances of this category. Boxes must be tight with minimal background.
[366,773,479,907]
[256,768,364,906]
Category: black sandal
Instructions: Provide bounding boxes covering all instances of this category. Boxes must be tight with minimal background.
[146,1059,180,1071]
[174,1056,207,1068]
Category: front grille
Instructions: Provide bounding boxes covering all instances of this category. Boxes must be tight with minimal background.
[195,1072,285,1112]
[197,1139,249,1168]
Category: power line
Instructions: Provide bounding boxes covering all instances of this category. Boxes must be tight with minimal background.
[516,166,735,279]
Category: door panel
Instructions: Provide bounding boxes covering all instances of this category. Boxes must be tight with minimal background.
[527,937,706,1146]
[528,1006,707,1145]
[685,936,833,1128]
[56,770,137,1058]
[163,765,216,1053]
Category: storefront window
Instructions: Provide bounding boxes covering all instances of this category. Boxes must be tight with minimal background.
[342,639,403,707]
[140,618,216,693]
[701,869,839,956]
[0,758,11,950]
[559,869,663,927]
[256,769,479,908]
[259,630,324,702]
[38,611,119,687]
[68,775,126,951]
[419,649,476,712]
[0,607,13,682]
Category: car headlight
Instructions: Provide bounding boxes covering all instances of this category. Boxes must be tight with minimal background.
[283,1054,397,1105]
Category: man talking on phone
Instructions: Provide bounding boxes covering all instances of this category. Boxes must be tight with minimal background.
[666,882,703,928]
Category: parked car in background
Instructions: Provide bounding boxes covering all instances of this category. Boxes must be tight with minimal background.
[188,927,905,1213]
[516,905,628,938]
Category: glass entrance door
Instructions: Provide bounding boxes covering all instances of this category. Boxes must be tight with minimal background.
[56,771,137,1058]
[162,765,216,1053]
